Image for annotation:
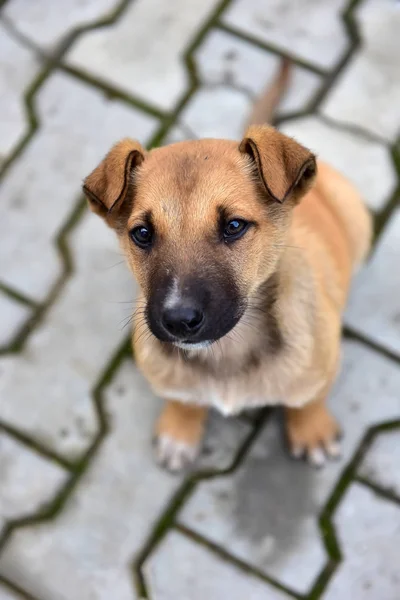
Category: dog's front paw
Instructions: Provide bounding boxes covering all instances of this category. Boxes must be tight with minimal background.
[153,434,200,473]
[285,402,341,468]
[153,400,207,473]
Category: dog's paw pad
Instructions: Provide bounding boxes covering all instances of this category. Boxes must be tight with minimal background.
[153,434,199,473]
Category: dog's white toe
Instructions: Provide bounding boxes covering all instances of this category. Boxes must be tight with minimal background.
[325,440,341,459]
[153,434,199,473]
[307,446,326,468]
[290,445,304,459]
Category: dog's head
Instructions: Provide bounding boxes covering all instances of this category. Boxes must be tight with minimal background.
[83,126,316,349]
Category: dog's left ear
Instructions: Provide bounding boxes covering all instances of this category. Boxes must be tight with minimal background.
[239,125,316,204]
[83,138,146,227]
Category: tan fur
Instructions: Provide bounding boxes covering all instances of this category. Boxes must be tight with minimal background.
[83,61,372,470]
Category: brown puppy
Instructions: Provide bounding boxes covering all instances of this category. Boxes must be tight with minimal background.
[83,63,372,472]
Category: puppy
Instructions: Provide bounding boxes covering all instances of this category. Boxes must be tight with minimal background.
[83,61,372,472]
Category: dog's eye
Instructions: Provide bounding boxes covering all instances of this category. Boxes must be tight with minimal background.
[223,219,249,242]
[130,225,153,248]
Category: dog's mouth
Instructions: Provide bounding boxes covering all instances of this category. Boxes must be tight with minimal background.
[173,340,214,351]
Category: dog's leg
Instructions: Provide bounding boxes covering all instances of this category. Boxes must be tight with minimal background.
[153,400,208,472]
[284,392,341,468]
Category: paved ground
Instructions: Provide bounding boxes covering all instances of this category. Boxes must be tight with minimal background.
[0,0,399,598]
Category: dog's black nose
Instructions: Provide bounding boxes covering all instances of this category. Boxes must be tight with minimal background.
[162,305,204,338]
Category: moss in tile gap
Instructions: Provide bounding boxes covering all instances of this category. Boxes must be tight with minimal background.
[132,410,269,599]
[355,475,400,506]
[0,574,42,600]
[176,523,303,599]
[0,198,87,356]
[60,64,167,121]
[133,478,197,598]
[0,0,133,180]
[373,141,400,243]
[0,283,38,308]
[146,0,239,150]
[0,63,51,180]
[353,418,400,506]
[343,327,400,367]
[317,113,387,145]
[306,560,336,600]
[0,334,132,558]
[1,12,45,56]
[303,0,364,114]
[214,0,364,130]
[0,420,73,471]
[216,22,326,77]
[307,420,391,600]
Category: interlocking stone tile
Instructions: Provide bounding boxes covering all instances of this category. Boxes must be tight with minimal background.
[0,432,67,535]
[358,429,400,499]
[65,0,221,111]
[323,0,400,142]
[280,116,395,212]
[2,0,121,51]
[144,529,292,600]
[223,0,349,70]
[0,23,40,167]
[324,483,400,599]
[0,293,31,348]
[0,72,157,303]
[0,210,137,458]
[179,340,400,593]
[179,86,250,140]
[196,28,322,115]
[0,360,250,600]
[346,210,400,355]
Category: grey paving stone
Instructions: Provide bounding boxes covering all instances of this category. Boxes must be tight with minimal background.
[358,429,400,498]
[280,116,395,212]
[0,293,31,348]
[164,123,197,145]
[180,29,323,141]
[223,0,349,70]
[0,360,250,600]
[144,529,292,600]
[196,28,323,115]
[65,0,221,111]
[3,0,121,51]
[0,586,21,600]
[179,340,400,594]
[345,209,400,356]
[180,86,251,140]
[323,0,400,142]
[0,210,136,459]
[324,483,400,600]
[0,23,40,167]
[0,431,67,535]
[0,71,157,303]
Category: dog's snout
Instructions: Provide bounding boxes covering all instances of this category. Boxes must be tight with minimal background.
[162,304,204,338]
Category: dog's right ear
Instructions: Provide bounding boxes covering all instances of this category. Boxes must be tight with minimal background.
[239,125,316,205]
[83,138,146,228]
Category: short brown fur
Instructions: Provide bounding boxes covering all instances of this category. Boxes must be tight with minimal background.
[83,62,372,470]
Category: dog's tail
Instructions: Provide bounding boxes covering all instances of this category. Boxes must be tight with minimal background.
[245,57,291,129]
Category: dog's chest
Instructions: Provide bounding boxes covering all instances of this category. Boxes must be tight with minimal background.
[157,357,289,415]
